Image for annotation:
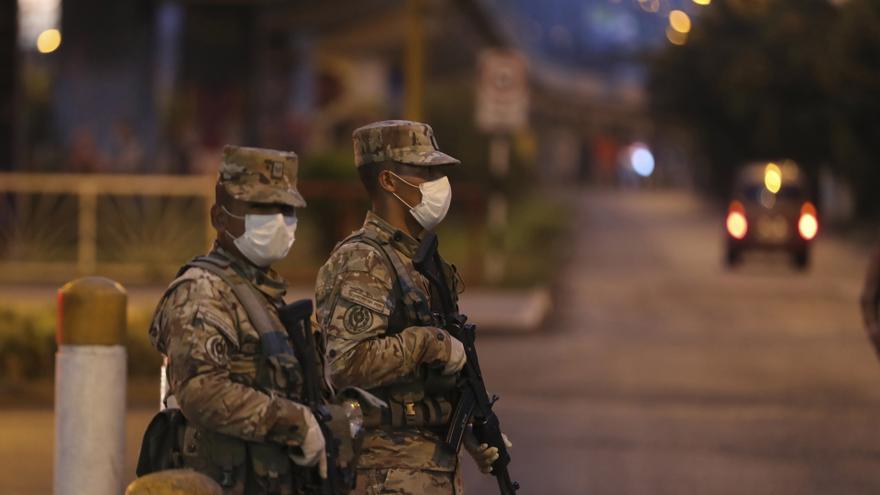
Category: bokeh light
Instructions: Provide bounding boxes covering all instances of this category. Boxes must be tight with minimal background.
[666,26,688,46]
[630,144,655,177]
[36,28,61,54]
[669,10,692,34]
[639,0,661,13]
[764,162,782,193]
[727,211,748,240]
[693,0,712,5]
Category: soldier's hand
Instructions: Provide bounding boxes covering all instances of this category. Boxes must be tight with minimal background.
[288,408,328,479]
[442,335,466,375]
[464,428,512,474]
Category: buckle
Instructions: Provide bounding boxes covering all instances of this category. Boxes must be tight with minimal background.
[220,470,234,487]
[405,402,417,417]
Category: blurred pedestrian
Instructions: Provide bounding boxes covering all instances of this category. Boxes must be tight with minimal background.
[67,127,105,173]
[109,120,144,172]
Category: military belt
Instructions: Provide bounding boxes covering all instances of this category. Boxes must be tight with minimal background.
[362,395,452,429]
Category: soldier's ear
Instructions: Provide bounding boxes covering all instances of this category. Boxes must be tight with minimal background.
[378,169,397,193]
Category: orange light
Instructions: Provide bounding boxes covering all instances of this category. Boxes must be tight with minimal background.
[726,201,748,240]
[669,10,692,34]
[37,29,62,54]
[799,202,818,240]
[666,26,688,45]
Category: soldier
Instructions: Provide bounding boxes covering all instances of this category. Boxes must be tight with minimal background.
[315,120,510,494]
[147,145,349,494]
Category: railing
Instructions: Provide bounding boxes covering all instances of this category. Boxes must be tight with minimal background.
[0,172,486,284]
[0,173,216,282]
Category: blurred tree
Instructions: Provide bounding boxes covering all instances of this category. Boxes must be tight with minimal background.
[824,0,880,216]
[648,0,842,198]
[0,0,15,170]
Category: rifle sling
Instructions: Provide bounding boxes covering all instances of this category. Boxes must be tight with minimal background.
[185,256,294,357]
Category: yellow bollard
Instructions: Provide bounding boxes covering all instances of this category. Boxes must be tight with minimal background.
[125,469,222,495]
[54,276,128,495]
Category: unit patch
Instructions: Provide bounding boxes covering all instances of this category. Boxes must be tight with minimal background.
[343,305,374,334]
[205,334,229,365]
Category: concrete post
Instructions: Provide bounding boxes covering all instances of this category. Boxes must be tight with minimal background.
[55,277,128,495]
[125,469,222,495]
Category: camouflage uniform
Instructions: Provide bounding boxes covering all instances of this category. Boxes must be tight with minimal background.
[315,121,465,495]
[149,145,321,494]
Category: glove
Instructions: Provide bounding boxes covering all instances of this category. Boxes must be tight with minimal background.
[464,428,512,474]
[323,402,361,469]
[288,408,328,479]
[442,335,466,375]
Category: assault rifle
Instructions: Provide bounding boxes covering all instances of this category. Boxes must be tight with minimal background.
[279,300,355,495]
[413,231,520,495]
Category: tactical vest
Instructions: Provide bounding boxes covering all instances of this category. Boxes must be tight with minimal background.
[147,253,311,495]
[337,229,459,431]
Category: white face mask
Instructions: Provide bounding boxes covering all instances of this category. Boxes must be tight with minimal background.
[223,206,297,267]
[390,173,452,231]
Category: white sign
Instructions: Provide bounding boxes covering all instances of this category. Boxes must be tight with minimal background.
[475,49,529,133]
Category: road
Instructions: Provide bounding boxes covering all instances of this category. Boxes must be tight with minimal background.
[462,189,880,494]
[3,189,880,494]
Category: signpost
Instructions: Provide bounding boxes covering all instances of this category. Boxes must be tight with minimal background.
[475,50,529,282]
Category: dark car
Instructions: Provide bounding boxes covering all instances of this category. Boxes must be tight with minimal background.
[725,161,818,269]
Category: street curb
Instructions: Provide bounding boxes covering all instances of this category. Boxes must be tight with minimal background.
[458,287,552,335]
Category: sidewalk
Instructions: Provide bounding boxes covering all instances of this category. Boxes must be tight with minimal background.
[0,283,552,334]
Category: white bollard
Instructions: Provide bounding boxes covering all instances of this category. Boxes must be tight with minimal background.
[54,276,127,495]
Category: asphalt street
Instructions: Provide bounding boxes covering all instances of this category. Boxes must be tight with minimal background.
[462,189,880,494]
[3,188,880,494]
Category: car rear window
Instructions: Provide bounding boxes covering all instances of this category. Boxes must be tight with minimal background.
[741,184,805,202]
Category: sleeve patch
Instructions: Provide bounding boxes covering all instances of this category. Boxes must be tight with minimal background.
[340,284,390,316]
[343,305,374,334]
[195,305,239,348]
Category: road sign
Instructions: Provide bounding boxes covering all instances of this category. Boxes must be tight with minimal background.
[475,49,529,133]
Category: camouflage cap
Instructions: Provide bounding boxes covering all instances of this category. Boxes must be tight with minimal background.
[352,120,461,168]
[218,145,306,207]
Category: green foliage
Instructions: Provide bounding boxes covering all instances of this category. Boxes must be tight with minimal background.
[824,0,880,216]
[649,0,880,215]
[299,149,358,181]
[0,304,161,383]
[0,307,55,382]
[501,194,572,287]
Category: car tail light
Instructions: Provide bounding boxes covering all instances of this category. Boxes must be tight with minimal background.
[799,202,818,240]
[726,201,748,240]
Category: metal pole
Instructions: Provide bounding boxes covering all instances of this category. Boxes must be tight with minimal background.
[55,277,127,495]
[485,135,510,282]
[404,0,424,121]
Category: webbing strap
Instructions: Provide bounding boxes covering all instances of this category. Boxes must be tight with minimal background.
[342,232,434,326]
[185,258,293,357]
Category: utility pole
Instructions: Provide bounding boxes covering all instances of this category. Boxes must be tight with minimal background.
[404,0,424,121]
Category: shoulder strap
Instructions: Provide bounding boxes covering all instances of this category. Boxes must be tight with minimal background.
[185,258,294,357]
[341,233,434,326]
